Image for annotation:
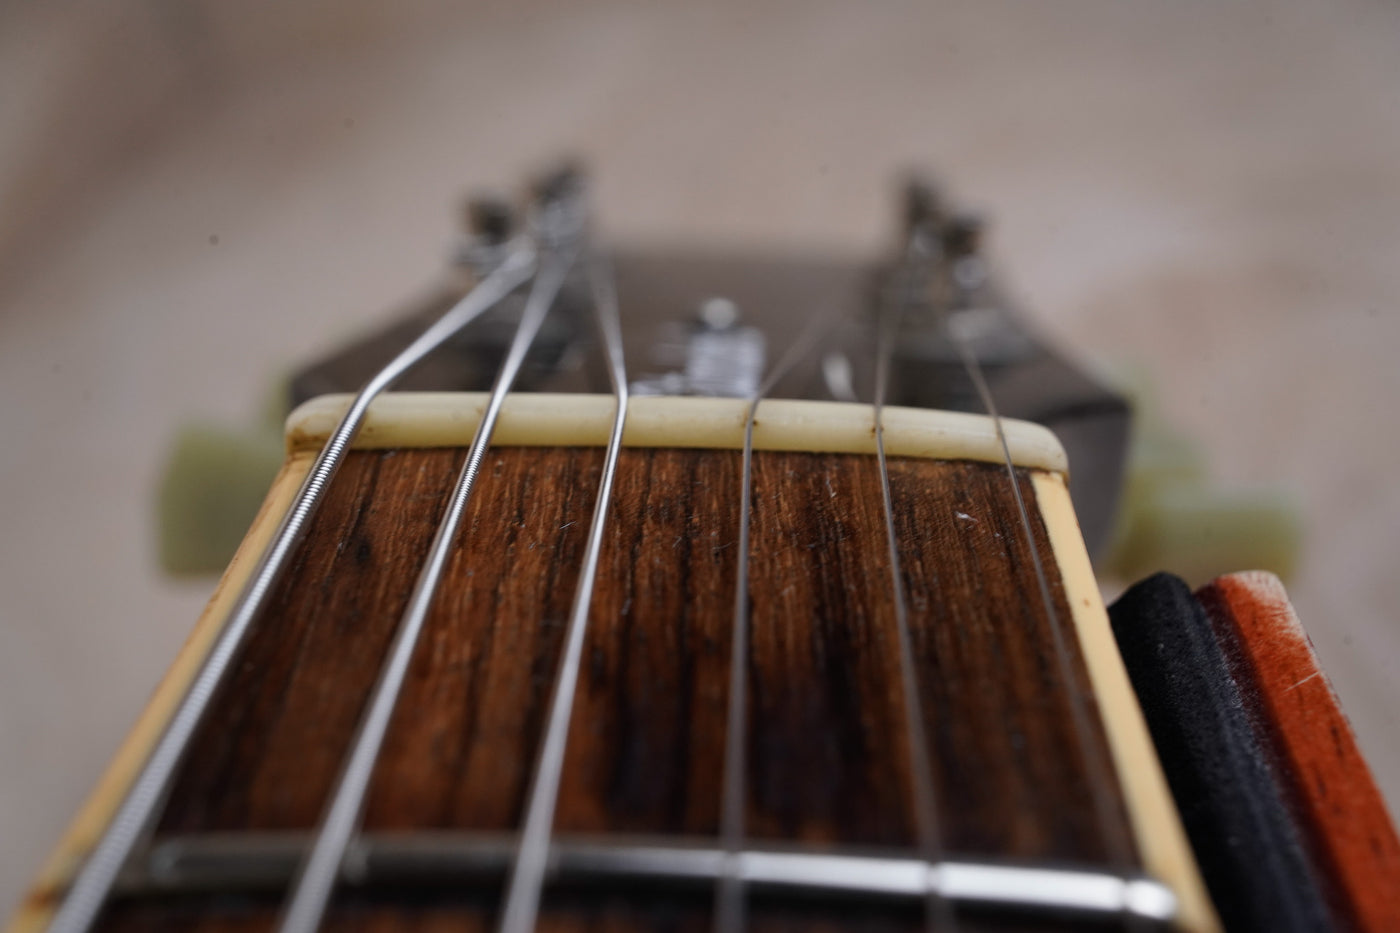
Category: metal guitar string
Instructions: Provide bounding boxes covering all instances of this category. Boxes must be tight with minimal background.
[275,244,579,933]
[946,316,1141,929]
[715,299,851,933]
[873,292,957,933]
[497,250,629,933]
[43,243,539,933]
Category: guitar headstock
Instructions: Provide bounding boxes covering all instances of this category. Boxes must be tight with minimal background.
[289,166,1130,554]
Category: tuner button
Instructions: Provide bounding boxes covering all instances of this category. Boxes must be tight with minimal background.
[697,296,741,331]
[945,213,989,293]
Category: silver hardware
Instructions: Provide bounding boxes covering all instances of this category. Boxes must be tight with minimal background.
[631,297,766,398]
[118,831,1177,924]
[291,173,1131,556]
[821,351,859,402]
[697,296,740,330]
[943,212,988,294]
[529,163,589,248]
[454,194,518,273]
[902,174,946,258]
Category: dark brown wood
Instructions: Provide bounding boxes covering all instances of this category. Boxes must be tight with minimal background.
[103,446,1136,931]
[156,447,607,834]
[887,458,1126,861]
[553,449,740,838]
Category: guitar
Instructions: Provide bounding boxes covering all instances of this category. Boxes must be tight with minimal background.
[11,167,1396,932]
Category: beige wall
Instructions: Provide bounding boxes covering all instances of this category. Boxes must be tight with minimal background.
[3,0,1399,917]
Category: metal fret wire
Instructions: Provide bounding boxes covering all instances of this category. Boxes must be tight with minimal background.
[497,252,629,933]
[122,831,1178,921]
[947,321,1140,929]
[276,245,578,933]
[873,299,956,933]
[714,303,851,933]
[44,244,538,933]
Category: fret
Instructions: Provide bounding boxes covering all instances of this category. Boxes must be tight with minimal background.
[113,831,1176,924]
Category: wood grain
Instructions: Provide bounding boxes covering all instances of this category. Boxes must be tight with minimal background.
[553,449,739,838]
[97,447,1136,931]
[886,458,1126,861]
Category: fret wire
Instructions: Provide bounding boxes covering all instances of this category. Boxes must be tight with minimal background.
[948,324,1141,927]
[276,244,579,933]
[874,299,957,933]
[497,250,629,933]
[120,830,1179,922]
[44,244,538,933]
[715,299,850,933]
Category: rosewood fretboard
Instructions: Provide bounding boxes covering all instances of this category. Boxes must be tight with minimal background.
[96,447,1135,931]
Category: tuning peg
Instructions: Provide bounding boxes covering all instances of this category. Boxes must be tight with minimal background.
[531,160,587,206]
[462,194,516,246]
[902,174,945,234]
[529,160,589,244]
[943,212,985,258]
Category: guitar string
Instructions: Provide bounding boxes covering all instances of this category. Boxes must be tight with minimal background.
[947,318,1141,927]
[715,299,851,933]
[873,293,957,933]
[276,243,579,933]
[44,243,539,933]
[497,250,629,933]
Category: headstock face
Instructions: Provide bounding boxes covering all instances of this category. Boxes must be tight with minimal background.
[290,173,1130,553]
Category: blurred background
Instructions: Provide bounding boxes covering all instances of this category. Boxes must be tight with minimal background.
[2,0,1398,918]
